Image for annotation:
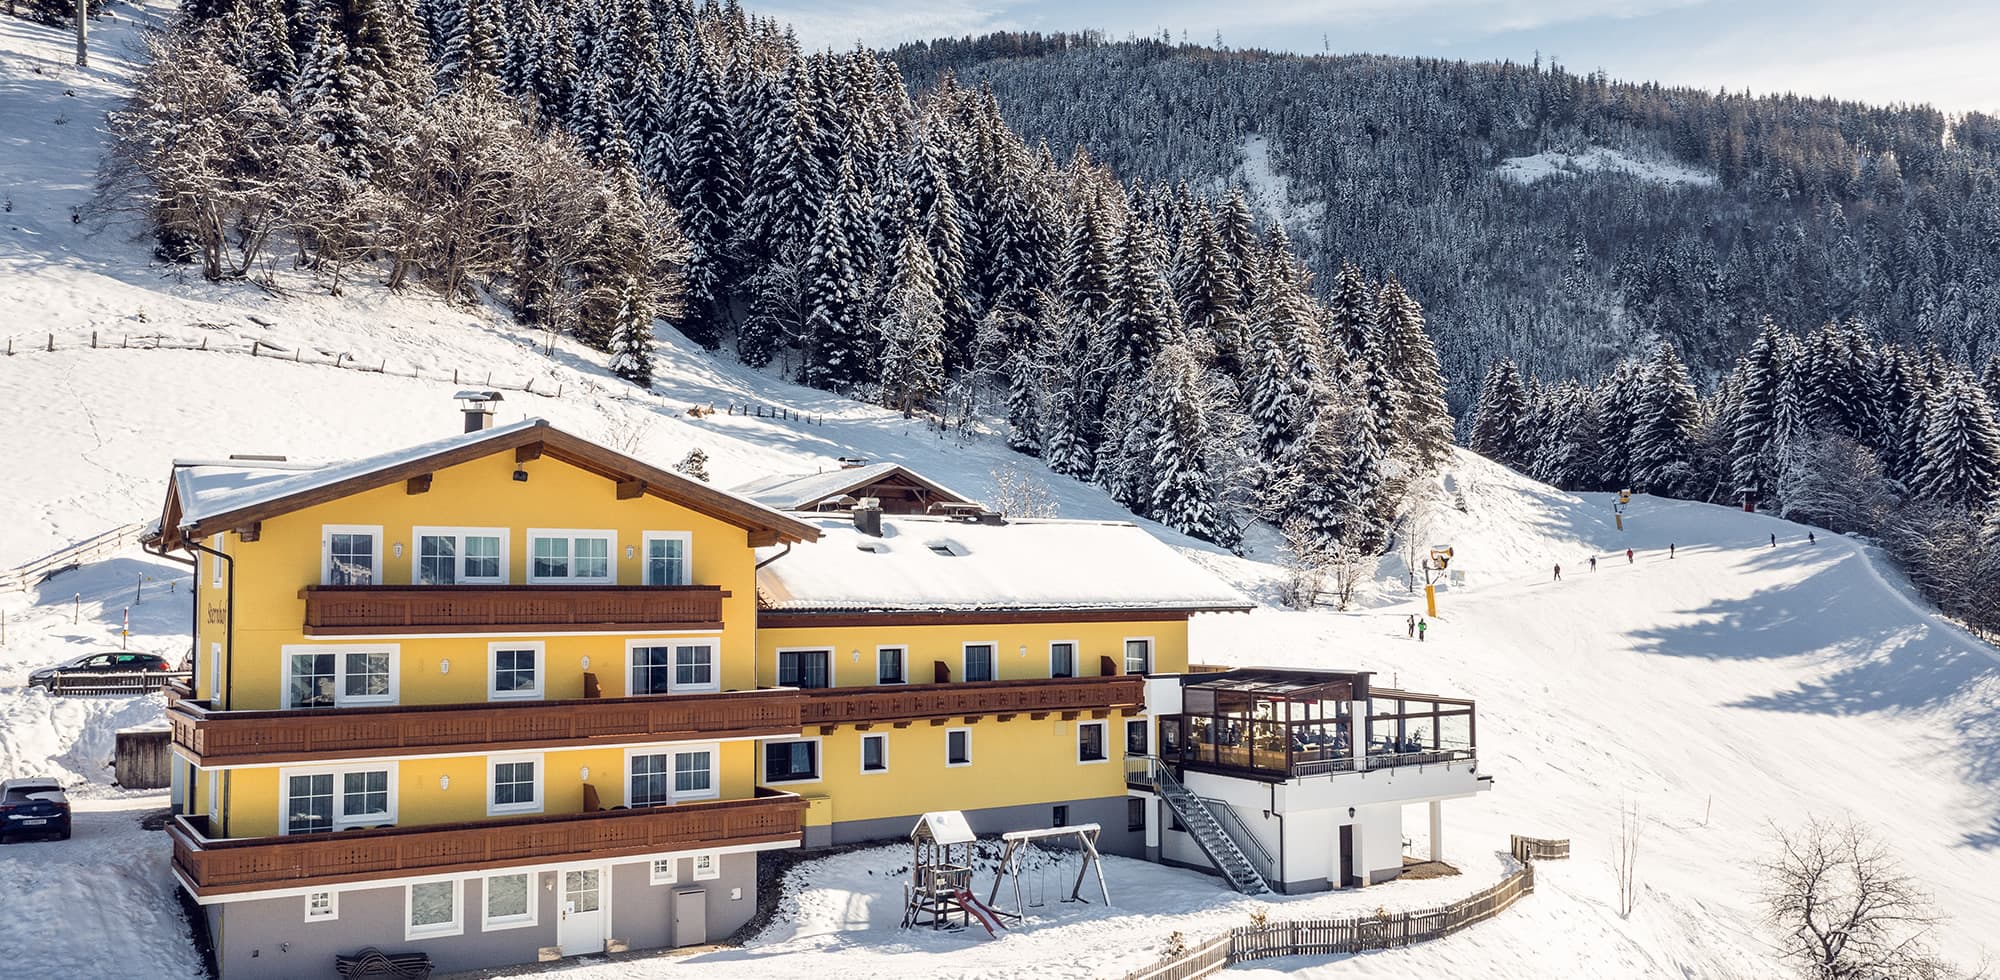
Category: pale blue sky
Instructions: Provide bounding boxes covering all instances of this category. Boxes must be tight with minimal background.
[761,0,2000,114]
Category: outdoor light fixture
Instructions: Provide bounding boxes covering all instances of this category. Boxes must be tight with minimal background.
[512,466,529,482]
[440,775,451,791]
[392,542,404,559]
[579,766,591,781]
[625,545,636,559]
[439,659,450,674]
[1348,807,1356,818]
[580,655,591,670]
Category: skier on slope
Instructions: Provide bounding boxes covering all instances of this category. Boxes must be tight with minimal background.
[1809,532,1816,545]
[1770,533,1776,547]
[1589,556,1597,572]
[1553,564,1562,581]
[1406,614,1416,639]
[1417,618,1428,642]
[1626,548,1634,564]
[1670,543,1676,558]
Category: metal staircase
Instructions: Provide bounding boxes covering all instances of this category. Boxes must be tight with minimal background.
[1139,757,1271,895]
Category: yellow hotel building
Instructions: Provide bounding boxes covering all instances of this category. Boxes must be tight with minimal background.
[151,411,1261,978]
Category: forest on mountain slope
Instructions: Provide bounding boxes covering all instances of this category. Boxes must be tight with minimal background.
[891,32,2000,407]
[91,0,1458,559]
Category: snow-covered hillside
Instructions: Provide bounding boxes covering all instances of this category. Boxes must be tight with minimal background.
[1,4,1997,978]
[1493,146,1718,187]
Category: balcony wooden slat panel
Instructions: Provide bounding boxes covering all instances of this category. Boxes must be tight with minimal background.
[170,689,805,767]
[169,791,806,896]
[799,675,1143,726]
[299,585,729,636]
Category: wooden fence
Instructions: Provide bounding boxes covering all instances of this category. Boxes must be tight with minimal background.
[1,522,147,593]
[1117,835,1569,980]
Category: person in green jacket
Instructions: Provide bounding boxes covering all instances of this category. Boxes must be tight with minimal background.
[1417,618,1428,642]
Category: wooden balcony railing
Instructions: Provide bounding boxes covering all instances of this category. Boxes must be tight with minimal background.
[169,689,806,767]
[799,674,1144,727]
[168,789,806,896]
[299,584,729,636]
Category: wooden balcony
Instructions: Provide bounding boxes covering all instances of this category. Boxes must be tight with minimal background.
[798,674,1144,728]
[168,789,805,897]
[298,584,729,636]
[169,689,806,767]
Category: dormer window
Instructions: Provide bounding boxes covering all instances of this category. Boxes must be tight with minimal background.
[925,539,966,557]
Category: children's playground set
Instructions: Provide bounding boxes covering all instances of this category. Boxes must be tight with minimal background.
[901,811,1111,938]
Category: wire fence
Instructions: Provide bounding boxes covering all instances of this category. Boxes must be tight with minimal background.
[1118,834,1570,980]
[4,327,834,425]
[1,522,147,593]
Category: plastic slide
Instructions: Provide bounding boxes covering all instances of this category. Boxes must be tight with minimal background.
[955,890,1005,938]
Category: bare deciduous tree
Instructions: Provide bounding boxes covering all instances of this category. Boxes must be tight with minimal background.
[1615,801,1642,918]
[988,467,1060,519]
[1758,817,1973,980]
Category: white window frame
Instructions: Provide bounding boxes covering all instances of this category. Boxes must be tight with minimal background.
[480,871,538,931]
[624,744,720,805]
[1123,636,1155,676]
[487,641,545,701]
[411,526,510,585]
[321,524,384,586]
[759,736,823,785]
[860,732,889,774]
[278,761,399,835]
[1049,640,1078,679]
[525,528,617,585]
[625,638,721,696]
[945,727,972,768]
[210,535,226,588]
[691,853,720,881]
[1077,720,1110,765]
[405,878,464,940]
[649,858,678,885]
[487,753,544,816]
[774,647,834,689]
[304,889,339,923]
[641,531,694,586]
[876,646,907,685]
[960,641,998,684]
[281,644,399,708]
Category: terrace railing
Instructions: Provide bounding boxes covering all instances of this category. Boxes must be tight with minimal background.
[299,584,727,636]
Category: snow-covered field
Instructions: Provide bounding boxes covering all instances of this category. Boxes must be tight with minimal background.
[2,3,1998,977]
[1222,135,1326,234]
[1494,146,1718,187]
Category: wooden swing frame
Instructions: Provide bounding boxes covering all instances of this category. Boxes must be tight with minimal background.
[985,822,1111,923]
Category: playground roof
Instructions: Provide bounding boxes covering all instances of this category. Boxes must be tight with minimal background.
[913,811,976,845]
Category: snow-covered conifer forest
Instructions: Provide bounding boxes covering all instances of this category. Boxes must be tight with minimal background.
[102,0,1458,553]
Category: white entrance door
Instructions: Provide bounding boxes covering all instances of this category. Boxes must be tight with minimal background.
[558,867,606,955]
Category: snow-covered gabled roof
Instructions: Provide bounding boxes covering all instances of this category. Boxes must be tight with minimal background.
[757,514,1252,615]
[730,462,978,513]
[157,419,818,549]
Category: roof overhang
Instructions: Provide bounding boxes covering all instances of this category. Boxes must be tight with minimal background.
[158,421,818,551]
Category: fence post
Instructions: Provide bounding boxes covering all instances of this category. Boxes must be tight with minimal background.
[91,330,97,348]
[48,333,55,351]
[134,572,144,606]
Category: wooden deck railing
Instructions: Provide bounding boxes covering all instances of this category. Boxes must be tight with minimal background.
[169,688,806,766]
[299,584,728,636]
[798,674,1144,727]
[168,789,806,896]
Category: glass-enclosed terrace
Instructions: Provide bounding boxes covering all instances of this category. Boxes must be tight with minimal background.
[1157,669,1476,781]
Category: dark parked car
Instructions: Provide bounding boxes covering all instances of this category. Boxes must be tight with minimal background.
[26,651,174,692]
[0,779,71,841]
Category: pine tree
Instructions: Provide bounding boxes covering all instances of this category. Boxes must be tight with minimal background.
[1469,358,1529,468]
[1175,212,1244,372]
[800,157,870,390]
[1730,319,1788,501]
[608,279,657,386]
[1913,374,2000,509]
[1324,262,1374,366]
[672,36,743,349]
[1105,220,1178,382]
[1147,345,1233,544]
[877,225,947,416]
[1631,342,1702,496]
[1372,280,1455,471]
